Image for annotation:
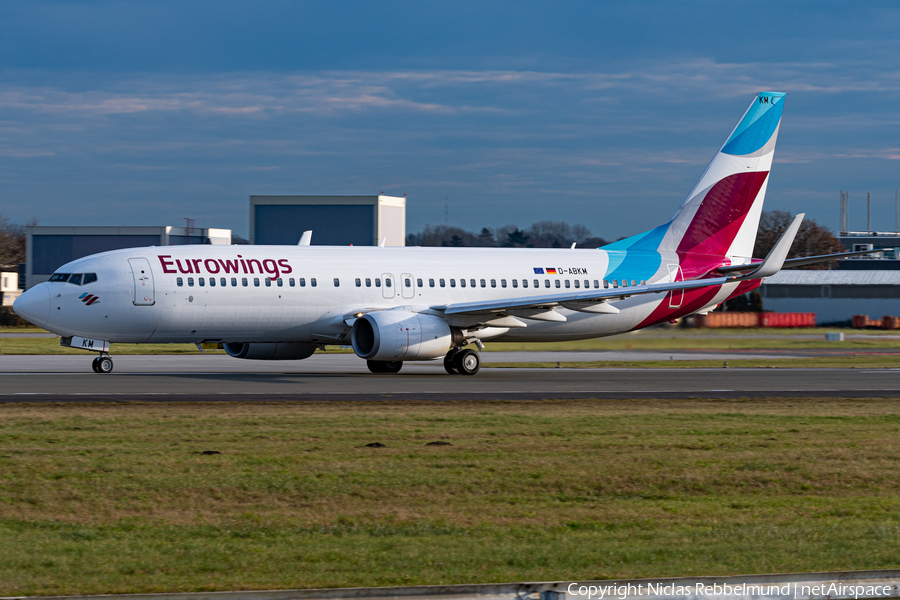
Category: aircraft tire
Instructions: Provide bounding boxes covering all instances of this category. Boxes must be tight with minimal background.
[91,357,100,373]
[98,357,114,374]
[443,353,458,375]
[383,361,403,373]
[453,349,480,376]
[366,360,384,373]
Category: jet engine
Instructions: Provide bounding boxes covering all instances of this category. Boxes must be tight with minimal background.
[223,342,317,360]
[351,310,461,361]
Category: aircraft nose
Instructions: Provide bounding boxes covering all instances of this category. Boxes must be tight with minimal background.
[13,284,50,328]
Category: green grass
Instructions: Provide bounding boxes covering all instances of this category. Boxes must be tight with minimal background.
[1,398,900,595]
[2,327,900,355]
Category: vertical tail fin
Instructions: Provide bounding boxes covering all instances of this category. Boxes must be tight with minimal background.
[665,91,785,259]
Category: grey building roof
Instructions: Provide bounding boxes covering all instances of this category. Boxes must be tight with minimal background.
[763,270,900,285]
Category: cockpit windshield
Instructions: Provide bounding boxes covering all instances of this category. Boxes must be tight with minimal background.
[49,273,98,285]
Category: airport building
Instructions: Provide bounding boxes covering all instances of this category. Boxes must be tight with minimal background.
[25,226,231,289]
[250,195,406,247]
[759,270,900,324]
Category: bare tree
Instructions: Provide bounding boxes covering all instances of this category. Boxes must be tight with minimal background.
[753,210,844,269]
[0,215,28,270]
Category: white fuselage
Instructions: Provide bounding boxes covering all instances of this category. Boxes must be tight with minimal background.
[20,244,734,348]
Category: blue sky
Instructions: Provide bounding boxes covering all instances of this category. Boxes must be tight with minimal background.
[1,1,898,241]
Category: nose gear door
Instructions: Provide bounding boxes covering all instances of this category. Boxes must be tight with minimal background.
[129,257,156,306]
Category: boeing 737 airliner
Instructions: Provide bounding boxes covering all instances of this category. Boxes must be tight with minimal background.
[13,92,853,375]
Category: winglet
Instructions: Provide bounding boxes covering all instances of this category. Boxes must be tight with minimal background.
[741,213,804,279]
[298,230,312,246]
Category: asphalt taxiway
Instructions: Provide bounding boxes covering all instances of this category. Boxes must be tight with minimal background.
[1,353,899,402]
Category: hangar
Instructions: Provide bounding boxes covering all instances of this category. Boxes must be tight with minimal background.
[759,270,900,324]
[250,195,405,247]
[25,225,231,289]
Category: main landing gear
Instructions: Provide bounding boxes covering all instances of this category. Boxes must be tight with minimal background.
[91,354,114,374]
[444,348,480,376]
[367,360,403,374]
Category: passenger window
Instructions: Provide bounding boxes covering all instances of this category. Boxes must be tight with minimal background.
[68,274,83,285]
[450,279,456,288]
[555,280,561,288]
[177,277,184,287]
[221,277,227,287]
[512,279,518,288]
[188,277,195,287]
[299,278,306,287]
[254,278,260,287]
[631,280,637,287]
[49,273,71,282]
[289,278,295,287]
[199,277,205,287]
[574,280,580,288]
[365,278,371,287]
[490,279,496,288]
[522,279,528,288]
[334,278,340,287]
[544,280,550,288]
[622,280,628,288]
[374,278,380,287]
[265,278,271,287]
[311,278,317,287]
[534,279,539,288]
[83,273,98,285]
[460,279,466,288]
[603,280,609,288]
[232,277,238,287]
[640,280,646,286]
[593,280,599,288]
[481,279,487,288]
[584,280,589,288]
[613,280,618,288]
[417,278,423,287]
[209,277,215,287]
[565,280,570,288]
[429,278,435,288]
[501,279,506,288]
[277,278,283,287]
[242,277,248,287]
[404,278,411,288]
[470,279,476,288]
[355,278,361,287]
[383,278,389,288]
[439,278,445,287]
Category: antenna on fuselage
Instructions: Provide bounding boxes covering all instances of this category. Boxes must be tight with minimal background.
[379,237,387,247]
[298,231,312,246]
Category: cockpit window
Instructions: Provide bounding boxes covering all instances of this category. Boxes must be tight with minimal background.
[49,272,98,285]
[49,273,71,282]
[67,274,83,285]
[82,273,98,285]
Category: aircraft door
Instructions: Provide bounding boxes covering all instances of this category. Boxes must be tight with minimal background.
[401,273,415,299]
[129,257,156,306]
[667,264,683,309]
[382,273,395,299]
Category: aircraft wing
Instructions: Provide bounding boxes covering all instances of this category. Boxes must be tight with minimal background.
[717,249,877,274]
[437,213,804,321]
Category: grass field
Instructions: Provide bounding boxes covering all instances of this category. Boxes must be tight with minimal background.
[1,398,899,595]
[3,327,900,356]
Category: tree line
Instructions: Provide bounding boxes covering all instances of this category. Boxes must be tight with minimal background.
[406,221,610,248]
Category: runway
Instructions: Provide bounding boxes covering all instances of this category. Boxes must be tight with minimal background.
[1,354,899,402]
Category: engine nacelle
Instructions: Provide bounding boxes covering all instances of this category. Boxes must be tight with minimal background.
[223,342,317,360]
[351,311,458,361]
